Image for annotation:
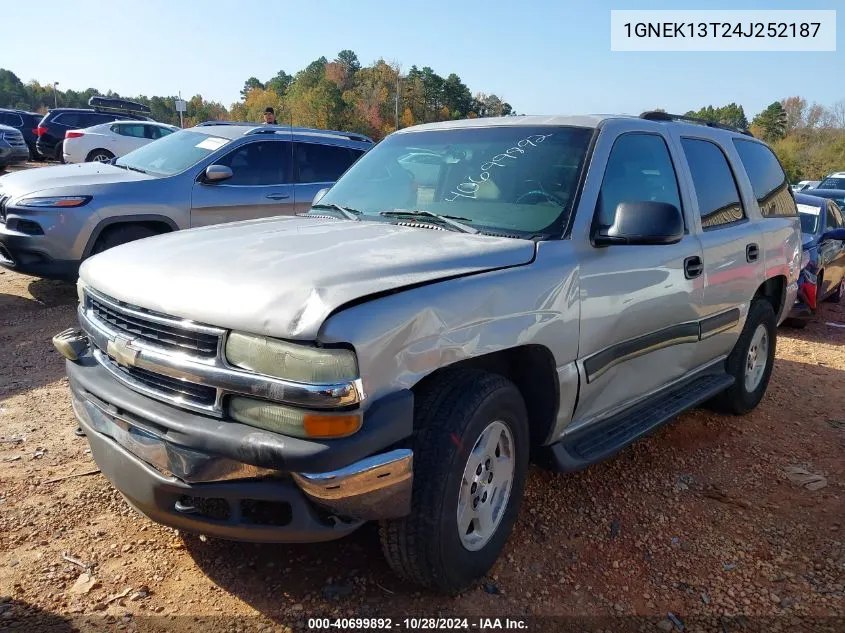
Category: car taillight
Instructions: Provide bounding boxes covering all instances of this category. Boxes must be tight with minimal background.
[34,126,48,137]
[65,131,84,139]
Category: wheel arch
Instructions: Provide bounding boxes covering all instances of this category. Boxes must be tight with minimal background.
[753,274,787,321]
[82,215,178,259]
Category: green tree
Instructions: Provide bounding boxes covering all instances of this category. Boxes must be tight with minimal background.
[752,102,788,142]
[265,71,292,96]
[240,77,264,100]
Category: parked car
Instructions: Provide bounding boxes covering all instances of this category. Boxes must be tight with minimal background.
[0,124,29,173]
[790,180,820,192]
[62,120,180,164]
[0,108,43,160]
[801,187,845,211]
[0,124,372,279]
[53,112,801,592]
[786,193,845,326]
[35,96,153,162]
[817,171,845,190]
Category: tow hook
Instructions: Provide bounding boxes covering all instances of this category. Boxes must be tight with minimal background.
[52,328,89,361]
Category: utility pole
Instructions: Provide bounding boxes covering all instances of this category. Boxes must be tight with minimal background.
[395,74,400,130]
[52,82,59,109]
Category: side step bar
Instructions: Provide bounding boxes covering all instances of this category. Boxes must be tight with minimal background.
[539,372,734,473]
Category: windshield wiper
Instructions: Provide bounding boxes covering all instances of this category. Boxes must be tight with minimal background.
[123,165,148,175]
[311,203,362,221]
[380,209,478,234]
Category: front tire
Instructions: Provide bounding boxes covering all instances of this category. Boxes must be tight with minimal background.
[91,224,158,256]
[712,299,777,415]
[379,370,529,594]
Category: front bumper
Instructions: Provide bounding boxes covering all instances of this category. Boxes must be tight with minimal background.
[0,230,80,279]
[62,333,414,542]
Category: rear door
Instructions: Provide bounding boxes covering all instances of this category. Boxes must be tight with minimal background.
[677,136,764,367]
[292,141,366,213]
[110,122,149,155]
[190,138,294,227]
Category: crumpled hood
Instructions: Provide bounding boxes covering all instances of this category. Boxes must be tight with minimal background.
[80,216,536,339]
[0,162,153,199]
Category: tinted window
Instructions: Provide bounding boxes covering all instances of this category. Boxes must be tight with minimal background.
[0,113,23,127]
[147,125,174,139]
[216,140,291,186]
[295,143,362,183]
[596,133,682,229]
[681,138,745,229]
[798,209,819,234]
[826,202,841,229]
[52,112,82,127]
[832,202,845,227]
[732,139,796,217]
[818,177,845,190]
[85,112,116,127]
[115,124,146,138]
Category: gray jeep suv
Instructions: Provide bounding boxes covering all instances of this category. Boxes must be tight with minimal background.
[0,124,372,279]
[56,112,801,593]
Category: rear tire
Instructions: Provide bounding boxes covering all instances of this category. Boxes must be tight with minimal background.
[86,149,114,163]
[379,369,529,594]
[91,224,159,256]
[711,299,777,415]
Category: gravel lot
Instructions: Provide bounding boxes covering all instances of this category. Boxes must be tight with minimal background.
[0,263,843,632]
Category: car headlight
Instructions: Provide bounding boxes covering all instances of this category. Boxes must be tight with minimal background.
[76,278,87,305]
[17,195,92,208]
[228,397,362,438]
[225,332,358,383]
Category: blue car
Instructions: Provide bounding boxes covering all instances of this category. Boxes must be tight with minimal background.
[788,192,845,325]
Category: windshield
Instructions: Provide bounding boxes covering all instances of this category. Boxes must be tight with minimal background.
[115,130,230,177]
[318,125,594,237]
[797,204,820,234]
[817,177,845,190]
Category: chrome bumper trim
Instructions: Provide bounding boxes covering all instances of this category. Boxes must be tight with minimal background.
[293,449,413,520]
[78,307,364,416]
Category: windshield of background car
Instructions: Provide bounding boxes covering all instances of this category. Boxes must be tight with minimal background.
[818,177,845,190]
[318,125,594,237]
[797,203,820,234]
[114,130,230,177]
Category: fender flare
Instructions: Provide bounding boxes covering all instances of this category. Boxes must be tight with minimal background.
[82,214,179,259]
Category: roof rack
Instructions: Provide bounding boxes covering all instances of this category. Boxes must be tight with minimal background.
[88,95,152,116]
[195,120,260,127]
[245,124,374,143]
[639,111,754,137]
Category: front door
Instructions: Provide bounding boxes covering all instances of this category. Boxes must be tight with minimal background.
[574,129,704,425]
[190,138,295,227]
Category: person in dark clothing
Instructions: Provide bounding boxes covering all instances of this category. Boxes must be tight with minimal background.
[263,107,277,125]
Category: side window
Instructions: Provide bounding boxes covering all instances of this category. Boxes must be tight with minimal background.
[681,138,745,229]
[115,124,146,138]
[826,202,839,230]
[295,143,362,183]
[732,139,796,217]
[831,202,845,228]
[82,113,107,128]
[596,133,682,228]
[214,140,291,186]
[1,113,23,127]
[54,112,80,127]
[148,125,175,139]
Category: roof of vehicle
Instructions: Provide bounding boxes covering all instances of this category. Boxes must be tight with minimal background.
[42,108,153,121]
[804,188,845,198]
[395,112,758,140]
[190,123,374,144]
[0,107,40,116]
[795,192,828,208]
[824,172,845,178]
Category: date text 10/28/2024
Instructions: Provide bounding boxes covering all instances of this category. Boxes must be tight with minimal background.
[308,618,528,631]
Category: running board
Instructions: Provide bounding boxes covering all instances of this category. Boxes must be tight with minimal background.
[538,372,734,473]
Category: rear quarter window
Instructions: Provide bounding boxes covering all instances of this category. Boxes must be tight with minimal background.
[732,139,796,217]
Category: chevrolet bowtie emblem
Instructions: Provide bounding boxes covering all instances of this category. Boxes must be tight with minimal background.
[107,336,139,367]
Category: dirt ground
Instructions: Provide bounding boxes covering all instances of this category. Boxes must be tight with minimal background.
[0,264,843,633]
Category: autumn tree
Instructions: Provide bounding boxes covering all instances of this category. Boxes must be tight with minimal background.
[240,77,264,100]
[752,102,788,142]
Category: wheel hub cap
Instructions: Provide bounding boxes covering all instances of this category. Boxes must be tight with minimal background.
[744,324,769,392]
[457,420,514,551]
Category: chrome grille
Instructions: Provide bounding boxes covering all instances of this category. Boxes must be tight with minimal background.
[89,293,221,357]
[2,132,25,147]
[105,356,217,406]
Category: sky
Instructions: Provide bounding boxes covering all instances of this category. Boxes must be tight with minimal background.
[2,0,841,119]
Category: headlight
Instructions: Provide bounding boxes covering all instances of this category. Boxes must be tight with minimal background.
[17,196,92,208]
[229,397,361,438]
[225,332,358,383]
[76,279,87,305]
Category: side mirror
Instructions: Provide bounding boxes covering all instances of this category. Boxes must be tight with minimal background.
[203,164,233,183]
[821,228,845,242]
[593,201,684,246]
[312,187,330,206]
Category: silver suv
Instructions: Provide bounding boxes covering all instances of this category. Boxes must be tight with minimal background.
[56,113,801,593]
[0,124,373,279]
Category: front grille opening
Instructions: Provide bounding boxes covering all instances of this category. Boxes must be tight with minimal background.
[176,495,231,521]
[240,499,292,526]
[109,359,216,406]
[17,219,44,235]
[90,296,220,357]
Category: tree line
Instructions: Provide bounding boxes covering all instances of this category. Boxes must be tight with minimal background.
[0,50,514,140]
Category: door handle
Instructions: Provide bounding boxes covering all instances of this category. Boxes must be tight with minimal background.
[746,243,759,262]
[265,193,290,200]
[684,255,703,279]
